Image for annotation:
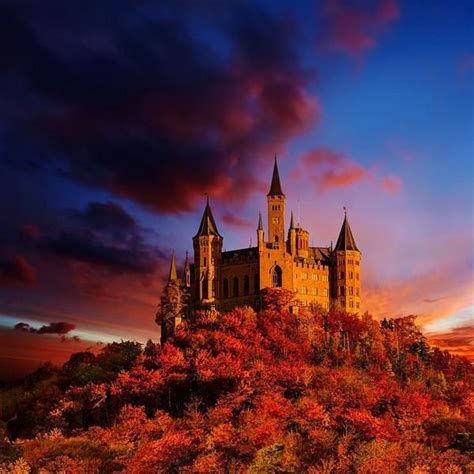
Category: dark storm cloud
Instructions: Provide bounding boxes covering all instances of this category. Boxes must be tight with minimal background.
[0,0,318,213]
[0,255,37,286]
[40,230,158,275]
[33,201,164,275]
[14,321,76,335]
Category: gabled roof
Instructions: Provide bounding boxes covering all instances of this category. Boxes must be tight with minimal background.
[267,155,284,196]
[334,213,359,252]
[194,198,221,238]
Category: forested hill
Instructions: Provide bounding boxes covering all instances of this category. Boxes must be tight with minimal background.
[1,289,473,472]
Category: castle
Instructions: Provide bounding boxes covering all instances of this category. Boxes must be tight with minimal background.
[158,158,361,343]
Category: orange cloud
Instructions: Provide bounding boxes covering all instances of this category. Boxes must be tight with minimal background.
[427,326,474,361]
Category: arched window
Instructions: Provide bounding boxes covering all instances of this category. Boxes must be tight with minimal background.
[202,276,208,298]
[244,275,250,296]
[272,266,282,287]
[254,274,259,294]
[233,276,239,297]
[223,278,229,298]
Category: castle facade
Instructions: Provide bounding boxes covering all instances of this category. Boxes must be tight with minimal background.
[159,158,361,343]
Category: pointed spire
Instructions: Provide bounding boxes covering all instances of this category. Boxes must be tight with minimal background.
[168,252,178,282]
[334,208,359,251]
[289,211,295,229]
[257,211,263,231]
[194,198,221,238]
[267,154,285,196]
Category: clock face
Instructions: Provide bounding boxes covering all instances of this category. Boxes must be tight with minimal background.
[272,217,279,224]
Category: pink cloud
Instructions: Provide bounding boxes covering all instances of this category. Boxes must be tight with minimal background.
[380,176,402,194]
[297,147,401,194]
[317,0,400,57]
[221,212,253,228]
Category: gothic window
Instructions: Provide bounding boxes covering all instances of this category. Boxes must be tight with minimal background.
[272,265,282,287]
[339,286,345,296]
[202,277,208,298]
[223,278,229,298]
[254,274,259,294]
[339,271,344,279]
[233,276,239,297]
[203,257,207,266]
[244,275,250,296]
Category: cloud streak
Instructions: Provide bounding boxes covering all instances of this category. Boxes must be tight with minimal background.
[295,147,402,194]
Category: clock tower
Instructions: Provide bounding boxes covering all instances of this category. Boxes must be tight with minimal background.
[267,155,285,248]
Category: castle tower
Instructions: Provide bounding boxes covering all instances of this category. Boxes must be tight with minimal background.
[296,225,309,259]
[193,198,222,303]
[267,155,285,248]
[333,209,361,313]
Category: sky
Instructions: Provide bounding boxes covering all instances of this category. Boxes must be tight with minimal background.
[0,0,472,378]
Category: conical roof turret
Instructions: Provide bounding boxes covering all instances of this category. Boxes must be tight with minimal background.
[334,208,359,252]
[168,252,178,282]
[267,155,284,196]
[194,197,221,238]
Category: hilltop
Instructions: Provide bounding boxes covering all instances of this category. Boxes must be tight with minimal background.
[1,289,473,472]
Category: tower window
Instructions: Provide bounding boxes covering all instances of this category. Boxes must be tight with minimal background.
[202,277,208,299]
[272,265,282,287]
[223,278,229,298]
[349,271,354,279]
[339,286,345,296]
[339,271,344,279]
[254,274,259,294]
[203,257,207,266]
[212,278,216,297]
[244,275,250,296]
[233,276,239,297]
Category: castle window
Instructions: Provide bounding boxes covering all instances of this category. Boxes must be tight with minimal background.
[349,300,354,308]
[322,289,328,297]
[312,288,318,296]
[272,265,282,287]
[356,302,360,309]
[223,278,229,298]
[212,278,216,298]
[244,275,250,296]
[349,271,354,279]
[356,287,360,296]
[356,273,359,280]
[302,272,307,279]
[202,278,208,298]
[233,276,239,297]
[254,274,259,294]
[348,286,354,296]
[339,271,344,279]
[356,260,360,266]
[301,287,307,294]
[211,257,215,264]
[339,286,345,296]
